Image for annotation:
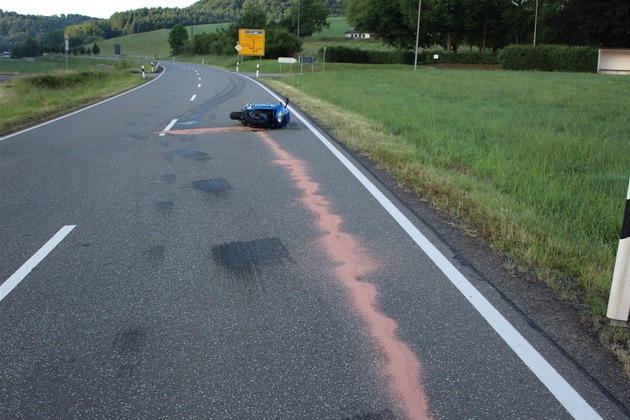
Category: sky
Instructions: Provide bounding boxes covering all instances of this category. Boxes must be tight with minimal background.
[1,0,196,19]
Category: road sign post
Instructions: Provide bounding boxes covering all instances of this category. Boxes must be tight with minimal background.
[65,34,69,70]
[300,56,317,73]
[278,57,297,74]
[607,178,630,325]
[238,29,265,57]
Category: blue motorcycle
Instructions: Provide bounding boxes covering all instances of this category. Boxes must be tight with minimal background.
[230,98,290,129]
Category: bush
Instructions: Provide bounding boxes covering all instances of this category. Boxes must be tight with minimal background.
[423,51,499,65]
[265,29,302,59]
[499,45,598,72]
[320,46,499,66]
[26,71,107,89]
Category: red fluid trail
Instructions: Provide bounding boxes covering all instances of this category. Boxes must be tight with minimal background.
[161,126,263,135]
[256,131,432,420]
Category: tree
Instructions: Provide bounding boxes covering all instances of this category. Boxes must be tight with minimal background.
[92,42,100,55]
[11,37,40,58]
[168,23,189,55]
[345,0,434,50]
[214,5,269,55]
[266,28,302,58]
[279,0,330,38]
[192,32,219,54]
[555,0,630,47]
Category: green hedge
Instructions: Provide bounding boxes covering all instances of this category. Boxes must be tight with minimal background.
[499,45,598,72]
[320,46,406,64]
[319,46,499,66]
[422,50,499,65]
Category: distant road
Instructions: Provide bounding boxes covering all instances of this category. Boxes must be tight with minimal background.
[0,62,627,419]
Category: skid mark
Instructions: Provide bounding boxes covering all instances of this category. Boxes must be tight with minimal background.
[255,131,432,420]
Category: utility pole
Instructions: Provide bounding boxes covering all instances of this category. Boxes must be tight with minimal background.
[533,0,539,46]
[414,0,422,69]
[297,0,300,38]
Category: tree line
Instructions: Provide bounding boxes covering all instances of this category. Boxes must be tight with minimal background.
[345,0,630,52]
[3,0,628,59]
[169,1,329,58]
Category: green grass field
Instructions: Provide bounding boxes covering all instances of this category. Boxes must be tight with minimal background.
[0,56,151,134]
[265,68,630,320]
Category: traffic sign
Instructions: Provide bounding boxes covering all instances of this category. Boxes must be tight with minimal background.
[238,29,265,56]
[278,57,297,64]
[300,56,317,64]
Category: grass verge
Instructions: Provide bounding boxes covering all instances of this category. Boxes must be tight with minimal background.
[0,57,152,136]
[263,68,630,375]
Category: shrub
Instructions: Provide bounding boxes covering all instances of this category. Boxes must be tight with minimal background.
[423,51,500,65]
[499,45,598,72]
[26,71,107,89]
[321,46,499,67]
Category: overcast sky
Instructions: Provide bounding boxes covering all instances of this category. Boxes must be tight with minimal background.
[2,0,196,19]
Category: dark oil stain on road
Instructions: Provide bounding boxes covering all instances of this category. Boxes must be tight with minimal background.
[161,173,176,183]
[114,327,147,355]
[161,148,210,162]
[143,245,166,263]
[192,178,231,195]
[112,326,147,379]
[211,238,290,276]
[157,200,174,214]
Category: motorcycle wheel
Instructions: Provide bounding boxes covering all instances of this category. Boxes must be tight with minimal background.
[242,109,269,127]
[229,111,242,120]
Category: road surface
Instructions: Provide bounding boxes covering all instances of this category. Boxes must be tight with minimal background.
[1,62,628,419]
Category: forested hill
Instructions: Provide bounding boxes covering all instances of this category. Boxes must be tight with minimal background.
[193,0,344,19]
[1,0,344,52]
[0,10,93,41]
[108,0,343,36]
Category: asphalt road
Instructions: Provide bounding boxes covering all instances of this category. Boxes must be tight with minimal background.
[1,62,628,419]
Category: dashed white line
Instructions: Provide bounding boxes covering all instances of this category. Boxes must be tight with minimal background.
[198,84,201,88]
[160,119,177,136]
[190,94,197,101]
[0,225,76,303]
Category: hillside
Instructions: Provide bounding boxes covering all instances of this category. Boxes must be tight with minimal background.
[193,0,345,20]
[0,10,95,50]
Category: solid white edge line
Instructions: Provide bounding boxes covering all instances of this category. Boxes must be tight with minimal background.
[0,225,76,303]
[160,119,178,136]
[244,75,601,420]
[0,65,166,143]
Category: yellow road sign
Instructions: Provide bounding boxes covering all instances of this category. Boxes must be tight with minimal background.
[238,29,265,56]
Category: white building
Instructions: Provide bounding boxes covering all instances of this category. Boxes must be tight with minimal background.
[344,29,371,39]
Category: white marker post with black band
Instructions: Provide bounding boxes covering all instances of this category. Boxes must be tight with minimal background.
[607,178,630,325]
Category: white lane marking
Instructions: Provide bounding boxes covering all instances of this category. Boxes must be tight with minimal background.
[160,119,177,136]
[246,76,602,420]
[190,94,197,102]
[198,84,201,88]
[198,77,202,81]
[0,66,166,143]
[0,225,76,303]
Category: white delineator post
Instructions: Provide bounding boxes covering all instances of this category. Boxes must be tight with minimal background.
[256,64,260,78]
[607,178,630,325]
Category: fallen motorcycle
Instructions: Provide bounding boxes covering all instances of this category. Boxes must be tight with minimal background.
[230,98,290,129]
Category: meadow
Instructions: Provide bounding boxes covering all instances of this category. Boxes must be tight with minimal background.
[265,68,630,323]
[0,56,151,134]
